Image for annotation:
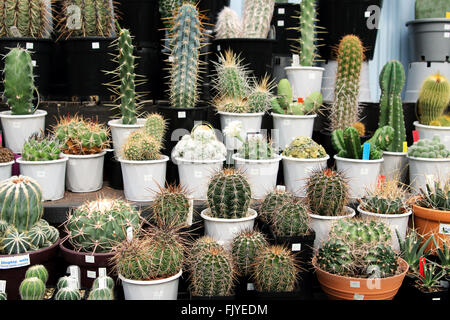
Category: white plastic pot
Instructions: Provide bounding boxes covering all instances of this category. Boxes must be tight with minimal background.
[0,110,47,154]
[0,160,14,181]
[309,206,356,249]
[201,208,258,249]
[108,118,146,159]
[119,156,169,202]
[119,270,182,300]
[381,151,408,183]
[232,154,281,200]
[271,113,317,151]
[16,156,68,201]
[357,205,412,252]
[282,155,329,197]
[284,66,324,101]
[65,152,106,193]
[408,156,450,193]
[334,155,384,199]
[218,111,264,150]
[175,157,225,200]
[414,121,450,151]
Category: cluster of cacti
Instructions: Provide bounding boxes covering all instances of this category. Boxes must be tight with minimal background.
[352,122,366,137]
[215,7,243,39]
[242,0,275,39]
[408,136,450,158]
[151,184,190,228]
[260,189,295,224]
[417,179,450,211]
[172,124,227,161]
[282,136,327,158]
[206,169,252,219]
[54,116,110,155]
[231,230,268,276]
[3,48,36,115]
[64,198,141,253]
[238,135,276,160]
[415,0,450,19]
[19,277,45,300]
[0,147,14,163]
[360,179,409,215]
[305,168,350,217]
[0,0,52,38]
[329,35,365,132]
[22,133,62,161]
[270,199,311,238]
[58,0,117,38]
[293,0,320,66]
[417,73,450,126]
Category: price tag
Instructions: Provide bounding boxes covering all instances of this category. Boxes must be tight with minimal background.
[0,280,6,293]
[278,8,285,15]
[187,199,194,226]
[91,42,100,49]
[144,174,153,181]
[85,255,95,263]
[127,226,133,242]
[178,111,186,119]
[98,277,107,289]
[360,168,369,175]
[292,243,301,252]
[87,270,96,279]
[36,171,46,178]
[439,223,450,235]
[292,54,300,66]
[403,142,408,153]
[0,254,30,269]
[12,122,21,129]
[354,293,364,300]
[32,60,36,67]
[362,143,371,160]
[276,185,286,192]
[350,281,360,288]
[412,130,419,142]
[247,283,255,291]
[277,20,285,27]
[99,268,107,278]
[26,42,34,50]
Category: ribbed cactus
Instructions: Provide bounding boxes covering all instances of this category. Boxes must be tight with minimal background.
[55,287,82,300]
[271,79,293,114]
[294,0,319,66]
[378,60,406,152]
[271,200,311,237]
[1,229,31,254]
[215,7,243,39]
[282,136,327,158]
[19,277,45,300]
[22,133,62,161]
[3,48,36,115]
[159,0,196,22]
[306,168,349,217]
[25,265,48,284]
[408,136,450,158]
[260,189,295,224]
[271,79,322,115]
[189,236,222,264]
[248,76,274,113]
[329,219,392,245]
[27,225,46,248]
[144,113,167,142]
[418,73,450,125]
[64,198,141,253]
[206,169,252,219]
[121,129,162,161]
[253,246,297,293]
[92,276,115,291]
[242,0,275,39]
[366,125,395,151]
[87,287,114,300]
[151,184,190,228]
[239,135,276,160]
[0,147,14,163]
[215,97,252,113]
[330,35,365,132]
[317,239,353,275]
[231,230,268,276]
[415,0,450,19]
[168,4,203,109]
[213,50,250,100]
[0,292,6,300]
[57,276,75,290]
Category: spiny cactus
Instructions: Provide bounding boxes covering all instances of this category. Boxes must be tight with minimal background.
[239,135,276,160]
[408,136,450,158]
[418,73,450,126]
[25,265,48,284]
[293,0,320,66]
[159,0,196,23]
[206,169,252,219]
[144,113,167,142]
[282,136,327,158]
[417,178,450,211]
[330,35,365,132]
[0,147,14,163]
[92,276,115,291]
[57,276,75,290]
[215,7,243,39]
[360,179,409,215]
[329,219,392,245]
[215,97,252,113]
[1,229,31,254]
[316,239,354,275]
[55,287,81,300]
[260,189,295,224]
[242,0,275,39]
[271,199,311,237]
[231,230,268,277]
[306,168,349,217]
[88,287,114,300]
[415,0,450,19]
[248,76,274,113]
[3,48,36,115]
[253,246,298,292]
[19,277,45,300]
[22,133,62,161]
[64,198,141,253]
[352,122,366,137]
[121,129,162,161]
[271,79,322,115]
[151,184,190,228]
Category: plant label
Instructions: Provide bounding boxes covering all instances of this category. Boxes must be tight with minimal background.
[292,243,301,252]
[127,227,133,242]
[32,60,37,67]
[292,54,300,66]
[278,8,285,15]
[403,142,408,153]
[67,277,78,290]
[187,200,194,226]
[26,42,34,50]
[247,283,255,291]
[412,130,419,142]
[144,174,153,181]
[0,254,30,269]
[360,168,369,176]
[439,223,450,235]
[87,270,96,279]
[12,122,21,129]
[0,280,6,293]
[445,33,450,38]
[178,111,186,119]
[217,45,221,52]
[98,277,107,289]
[99,268,107,278]
[365,10,371,18]
[277,20,284,27]
[432,297,441,301]
[85,255,95,264]
[353,293,364,300]
[350,281,360,288]
[68,265,80,286]
[276,185,286,192]
[91,42,100,49]
[362,143,370,160]
[36,171,46,178]
[447,12,450,18]
[445,24,450,30]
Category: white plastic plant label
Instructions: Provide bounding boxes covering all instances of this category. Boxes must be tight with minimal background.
[360,168,369,175]
[26,42,34,50]
[67,265,80,286]
[350,281,360,288]
[178,111,186,119]
[439,223,450,235]
[186,199,194,226]
[276,185,286,192]
[98,277,107,289]
[292,243,301,252]
[99,268,107,278]
[67,277,78,290]
[247,283,255,291]
[445,33,450,38]
[87,270,96,279]
[32,60,37,67]
[277,20,285,27]
[85,255,95,263]
[278,8,285,15]
[0,280,6,293]
[127,226,133,242]
[292,54,300,66]
[91,42,100,49]
[354,293,364,300]
[0,254,30,269]
[36,171,46,178]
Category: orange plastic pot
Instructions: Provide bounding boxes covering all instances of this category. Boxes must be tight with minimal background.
[412,204,450,251]
[313,257,409,300]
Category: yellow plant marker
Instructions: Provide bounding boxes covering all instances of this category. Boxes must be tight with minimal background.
[403,142,408,153]
[447,12,450,18]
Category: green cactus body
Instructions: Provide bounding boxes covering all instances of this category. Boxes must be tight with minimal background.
[317,239,353,275]
[418,73,450,125]
[342,126,362,159]
[260,189,294,224]
[408,136,450,158]
[55,287,82,300]
[365,244,398,278]
[242,0,275,39]
[152,185,190,227]
[92,276,115,291]
[0,292,6,300]
[367,126,395,151]
[274,79,293,113]
[303,92,323,114]
[296,0,318,66]
[430,115,450,127]
[1,229,31,254]
[159,0,196,21]
[331,129,346,155]
[213,50,250,100]
[26,225,47,248]
[240,136,275,160]
[57,276,73,290]
[19,277,45,300]
[0,219,8,237]
[22,134,62,161]
[248,77,273,113]
[216,97,251,113]
[415,0,450,19]
[3,48,36,115]
[330,220,392,245]
[189,236,222,264]
[282,136,327,159]
[215,7,243,39]
[206,169,252,219]
[122,129,162,161]
[41,224,59,244]
[231,230,267,276]
[144,113,167,142]
[271,201,310,237]
[88,287,114,300]
[330,35,364,132]
[25,265,48,284]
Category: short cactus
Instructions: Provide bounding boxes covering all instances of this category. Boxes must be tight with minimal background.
[259,189,295,224]
[430,115,450,127]
[0,147,14,163]
[271,79,322,115]
[144,113,167,142]
[271,200,311,238]
[408,136,450,158]
[22,133,62,161]
[360,179,409,215]
[231,230,268,276]
[247,76,274,113]
[151,184,190,228]
[92,276,115,291]
[215,7,243,39]
[238,135,276,160]
[189,236,222,265]
[352,122,366,137]
[87,287,114,300]
[57,276,75,290]
[329,219,392,245]
[25,265,48,284]
[282,136,327,159]
[55,287,81,300]
[417,73,450,126]
[122,129,162,161]
[215,97,252,113]
[242,0,275,39]
[19,277,45,300]
[1,229,31,254]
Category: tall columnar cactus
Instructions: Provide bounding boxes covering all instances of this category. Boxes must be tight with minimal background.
[122,129,162,161]
[206,169,252,219]
[19,277,45,300]
[159,0,196,22]
[0,0,52,38]
[271,200,311,237]
[151,184,190,228]
[260,189,295,224]
[294,0,319,66]
[242,0,275,39]
[215,7,243,39]
[378,60,406,152]
[144,113,167,142]
[213,50,250,100]
[330,35,365,132]
[415,0,450,19]
[3,48,36,115]
[417,73,450,125]
[231,230,268,276]
[25,265,48,284]
[168,4,203,109]
[22,133,62,161]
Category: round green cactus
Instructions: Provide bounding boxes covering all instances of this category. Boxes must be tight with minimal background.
[122,129,162,161]
[151,184,190,228]
[57,276,73,290]
[22,133,62,162]
[87,287,114,300]
[231,230,268,276]
[55,287,81,301]
[271,200,311,238]
[92,276,115,291]
[418,73,450,125]
[19,277,45,300]
[282,136,327,159]
[247,76,273,113]
[27,225,47,248]
[25,265,48,284]
[408,136,450,158]
[1,229,31,254]
[189,236,222,265]
[329,219,392,245]
[259,189,295,224]
[317,239,354,275]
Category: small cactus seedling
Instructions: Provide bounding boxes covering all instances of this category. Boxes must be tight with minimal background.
[25,265,49,284]
[19,277,45,300]
[247,76,274,113]
[231,230,268,276]
[417,73,450,126]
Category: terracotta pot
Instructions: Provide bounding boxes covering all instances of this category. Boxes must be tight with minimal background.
[412,204,450,251]
[313,257,409,300]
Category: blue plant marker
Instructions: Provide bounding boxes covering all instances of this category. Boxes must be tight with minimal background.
[363,143,371,160]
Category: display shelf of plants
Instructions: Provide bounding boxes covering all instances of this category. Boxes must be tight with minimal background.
[0,0,448,303]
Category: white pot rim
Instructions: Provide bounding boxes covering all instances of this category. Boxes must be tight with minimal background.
[334,155,384,164]
[119,269,182,285]
[407,156,450,162]
[108,118,146,128]
[232,153,282,163]
[413,121,450,131]
[281,154,330,162]
[0,160,15,167]
[16,155,69,165]
[285,66,325,72]
[218,111,265,117]
[175,157,226,164]
[357,205,412,218]
[201,208,258,223]
[382,151,407,156]
[271,113,317,119]
[118,155,170,165]
[0,109,47,119]
[64,151,107,159]
[308,206,356,220]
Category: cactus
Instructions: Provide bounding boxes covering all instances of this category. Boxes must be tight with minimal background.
[408,136,450,158]
[57,276,75,290]
[330,35,365,132]
[25,265,48,284]
[0,292,6,300]
[430,115,450,127]
[64,198,141,253]
[248,76,274,113]
[206,169,252,219]
[215,97,252,113]
[88,287,114,300]
[306,168,349,217]
[271,79,322,115]
[1,229,31,254]
[417,178,450,211]
[144,113,167,142]
[294,0,320,66]
[352,122,366,137]
[303,92,323,114]
[260,189,295,224]
[367,126,395,151]
[151,184,190,228]
[215,7,243,39]
[418,73,450,125]
[329,219,392,245]
[272,79,293,113]
[282,136,327,158]
[239,135,276,160]
[0,219,8,236]
[22,133,62,161]
[189,236,222,265]
[271,200,311,237]
[242,0,275,39]
[121,129,162,161]
[19,277,45,300]
[3,48,36,115]
[316,239,354,275]
[92,276,115,291]
[159,0,196,22]
[231,230,268,276]
[55,287,81,300]
[415,0,450,19]
[360,179,409,215]
[0,147,14,163]
[253,246,298,292]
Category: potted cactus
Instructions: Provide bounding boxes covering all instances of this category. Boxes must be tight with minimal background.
[305,168,356,248]
[111,226,185,300]
[258,188,295,237]
[281,136,329,197]
[53,115,110,193]
[172,124,227,200]
[151,184,191,229]
[118,114,169,202]
[0,147,15,180]
[0,47,47,154]
[200,169,257,248]
[0,176,60,300]
[16,133,68,201]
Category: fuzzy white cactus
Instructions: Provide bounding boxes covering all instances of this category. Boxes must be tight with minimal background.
[215,7,243,39]
[242,0,275,39]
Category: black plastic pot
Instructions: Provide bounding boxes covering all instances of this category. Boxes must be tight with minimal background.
[269,229,316,267]
[396,275,449,301]
[134,44,162,101]
[271,3,300,55]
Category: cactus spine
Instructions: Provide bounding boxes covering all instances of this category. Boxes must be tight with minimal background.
[242,0,275,39]
[417,73,450,125]
[295,0,319,66]
[151,184,190,228]
[260,189,294,224]
[25,265,48,284]
[271,200,311,237]
[215,7,243,39]
[19,277,45,300]
[213,50,250,100]
[144,113,167,142]
[22,133,62,161]
[1,229,31,254]
[122,129,162,161]
[231,230,268,276]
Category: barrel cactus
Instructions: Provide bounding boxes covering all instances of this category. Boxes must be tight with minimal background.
[151,184,190,227]
[55,287,81,300]
[215,6,243,39]
[247,76,274,113]
[92,276,115,291]
[0,292,6,300]
[22,133,62,161]
[242,0,275,39]
[1,229,32,254]
[25,265,48,284]
[19,277,45,300]
[417,73,450,126]
[122,129,162,161]
[189,236,222,264]
[57,276,75,290]
[282,136,327,158]
[144,113,167,143]
[260,189,295,224]
[231,230,268,277]
[0,147,14,163]
[408,136,450,158]
[329,219,392,245]
[271,199,311,238]
[88,287,114,300]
